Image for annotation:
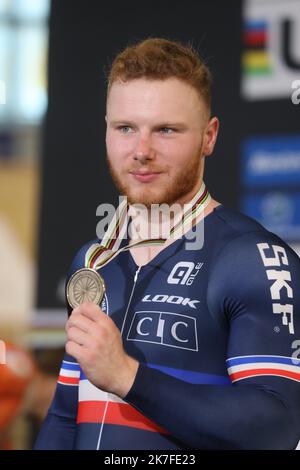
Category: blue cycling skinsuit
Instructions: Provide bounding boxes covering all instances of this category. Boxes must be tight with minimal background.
[35,205,300,449]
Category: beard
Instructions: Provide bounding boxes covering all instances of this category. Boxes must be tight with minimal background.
[106,151,204,209]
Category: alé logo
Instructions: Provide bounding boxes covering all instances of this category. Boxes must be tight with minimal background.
[167,261,203,286]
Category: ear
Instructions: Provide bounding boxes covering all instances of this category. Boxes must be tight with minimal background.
[105,115,107,123]
[202,117,219,156]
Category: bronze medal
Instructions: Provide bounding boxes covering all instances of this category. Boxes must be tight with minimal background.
[66,268,106,309]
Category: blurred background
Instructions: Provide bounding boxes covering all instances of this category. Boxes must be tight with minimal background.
[0,0,299,449]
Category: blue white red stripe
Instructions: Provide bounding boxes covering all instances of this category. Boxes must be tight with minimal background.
[227,355,300,383]
[77,377,167,434]
[57,360,81,386]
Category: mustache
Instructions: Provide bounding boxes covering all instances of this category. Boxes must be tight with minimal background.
[106,154,166,174]
[127,166,165,173]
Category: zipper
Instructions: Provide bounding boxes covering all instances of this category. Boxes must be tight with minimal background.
[120,265,142,337]
[96,264,142,450]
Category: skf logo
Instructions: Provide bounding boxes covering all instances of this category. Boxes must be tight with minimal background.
[142,294,200,309]
[127,311,198,351]
[167,261,203,286]
[257,243,294,334]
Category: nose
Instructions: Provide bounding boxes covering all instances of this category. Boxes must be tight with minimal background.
[134,131,153,162]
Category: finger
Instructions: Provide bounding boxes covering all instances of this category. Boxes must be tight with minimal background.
[65,340,83,362]
[67,326,90,347]
[74,302,105,322]
[66,312,94,334]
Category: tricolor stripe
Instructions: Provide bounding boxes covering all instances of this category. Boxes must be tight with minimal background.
[227,355,300,383]
[77,401,167,434]
[57,360,81,386]
[77,378,167,434]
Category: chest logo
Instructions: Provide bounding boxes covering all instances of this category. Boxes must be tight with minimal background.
[167,261,203,286]
[142,294,200,309]
[127,310,198,351]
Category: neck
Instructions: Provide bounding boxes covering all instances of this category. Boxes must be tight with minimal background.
[171,180,205,208]
[128,181,210,241]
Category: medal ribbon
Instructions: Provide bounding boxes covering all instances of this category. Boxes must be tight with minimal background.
[85,182,211,270]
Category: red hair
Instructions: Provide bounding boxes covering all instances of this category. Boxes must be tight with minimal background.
[107,38,212,113]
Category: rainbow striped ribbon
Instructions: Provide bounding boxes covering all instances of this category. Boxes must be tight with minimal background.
[85,182,211,270]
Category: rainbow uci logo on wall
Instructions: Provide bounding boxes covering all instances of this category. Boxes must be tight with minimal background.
[243,20,272,76]
[242,0,300,100]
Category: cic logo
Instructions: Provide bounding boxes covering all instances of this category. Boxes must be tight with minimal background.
[127,310,198,351]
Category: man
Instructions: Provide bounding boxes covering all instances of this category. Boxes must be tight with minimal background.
[35,38,300,450]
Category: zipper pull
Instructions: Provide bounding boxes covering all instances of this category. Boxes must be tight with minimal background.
[134,265,142,283]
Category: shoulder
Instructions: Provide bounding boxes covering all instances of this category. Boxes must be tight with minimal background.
[212,204,270,238]
[207,206,300,314]
[210,205,299,262]
[206,208,300,334]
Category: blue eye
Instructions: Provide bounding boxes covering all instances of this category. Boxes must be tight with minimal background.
[119,126,133,133]
[160,127,174,134]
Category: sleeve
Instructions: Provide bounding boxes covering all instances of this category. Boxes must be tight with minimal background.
[124,232,300,449]
[34,240,95,449]
[34,352,80,450]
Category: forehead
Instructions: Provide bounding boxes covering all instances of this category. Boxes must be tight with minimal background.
[106,78,205,121]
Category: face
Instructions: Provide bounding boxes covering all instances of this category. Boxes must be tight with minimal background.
[106,77,219,207]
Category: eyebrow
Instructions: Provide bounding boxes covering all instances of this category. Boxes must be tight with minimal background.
[109,120,187,128]
[109,120,135,126]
